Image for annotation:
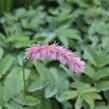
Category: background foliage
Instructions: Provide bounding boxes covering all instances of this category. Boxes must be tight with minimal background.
[0,0,109,109]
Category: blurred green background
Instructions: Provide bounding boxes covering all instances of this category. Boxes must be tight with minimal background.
[0,0,109,109]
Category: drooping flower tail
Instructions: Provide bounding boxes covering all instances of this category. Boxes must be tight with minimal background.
[24,44,85,74]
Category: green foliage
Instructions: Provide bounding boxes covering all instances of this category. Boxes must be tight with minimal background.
[0,0,109,109]
[0,0,40,16]
[0,0,13,16]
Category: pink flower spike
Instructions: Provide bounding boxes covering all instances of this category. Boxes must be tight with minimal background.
[24,44,85,74]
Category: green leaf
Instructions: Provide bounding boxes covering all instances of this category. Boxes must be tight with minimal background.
[5,101,24,109]
[15,40,34,48]
[8,33,28,42]
[60,64,75,77]
[82,94,95,109]
[45,85,57,98]
[0,47,4,60]
[71,81,91,92]
[56,93,65,102]
[34,62,62,89]
[57,79,69,93]
[62,101,72,108]
[95,68,109,80]
[50,68,69,94]
[77,85,97,95]
[82,92,102,100]
[0,33,5,40]
[3,67,30,101]
[83,47,98,66]
[38,97,52,109]
[84,47,109,67]
[33,61,53,82]
[17,52,24,66]
[49,68,60,87]
[44,33,56,43]
[102,36,109,52]
[84,64,95,79]
[28,77,46,92]
[56,90,77,102]
[0,84,4,106]
[63,90,77,100]
[59,35,69,46]
[82,92,101,109]
[13,95,40,106]
[0,55,14,78]
[55,27,80,40]
[95,105,109,109]
[96,81,109,92]
[104,90,109,102]
[75,97,83,109]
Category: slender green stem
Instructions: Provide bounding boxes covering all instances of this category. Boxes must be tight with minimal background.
[23,61,26,98]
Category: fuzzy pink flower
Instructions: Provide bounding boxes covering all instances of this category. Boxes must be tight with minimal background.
[24,44,85,74]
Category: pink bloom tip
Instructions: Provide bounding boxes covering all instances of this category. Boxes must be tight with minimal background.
[24,44,85,74]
